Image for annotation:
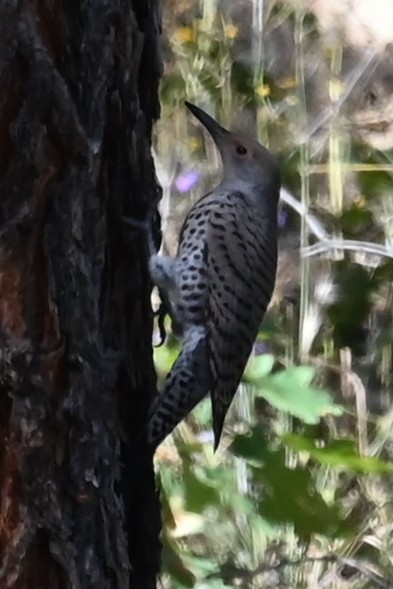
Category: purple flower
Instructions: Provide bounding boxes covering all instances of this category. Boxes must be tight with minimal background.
[175,170,200,192]
[253,341,271,356]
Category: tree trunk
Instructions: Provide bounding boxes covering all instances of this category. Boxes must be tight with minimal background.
[0,1,162,588]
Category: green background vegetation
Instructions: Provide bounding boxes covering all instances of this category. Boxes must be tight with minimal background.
[153,1,393,587]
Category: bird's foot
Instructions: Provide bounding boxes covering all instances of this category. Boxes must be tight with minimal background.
[154,299,169,347]
[153,288,184,347]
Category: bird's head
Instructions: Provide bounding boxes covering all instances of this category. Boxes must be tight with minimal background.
[185,102,280,209]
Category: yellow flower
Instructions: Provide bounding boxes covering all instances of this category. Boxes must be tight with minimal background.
[255,84,271,98]
[174,26,196,44]
[354,195,367,208]
[224,24,239,39]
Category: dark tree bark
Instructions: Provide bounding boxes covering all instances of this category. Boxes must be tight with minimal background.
[0,1,162,588]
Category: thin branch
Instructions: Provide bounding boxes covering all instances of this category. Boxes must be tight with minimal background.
[302,240,393,261]
[280,187,331,241]
[299,47,378,143]
[280,187,393,265]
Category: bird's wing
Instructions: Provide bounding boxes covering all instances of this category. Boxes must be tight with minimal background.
[205,191,277,449]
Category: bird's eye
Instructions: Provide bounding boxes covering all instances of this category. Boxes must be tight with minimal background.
[236,145,248,156]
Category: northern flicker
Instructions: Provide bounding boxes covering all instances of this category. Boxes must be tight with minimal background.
[147,102,280,451]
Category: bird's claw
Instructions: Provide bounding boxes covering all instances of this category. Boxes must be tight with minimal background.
[153,295,171,347]
[154,308,167,347]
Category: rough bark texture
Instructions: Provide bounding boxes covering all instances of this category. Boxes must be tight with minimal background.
[0,1,162,588]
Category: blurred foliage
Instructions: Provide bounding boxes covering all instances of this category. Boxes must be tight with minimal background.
[153,0,393,587]
[246,357,343,423]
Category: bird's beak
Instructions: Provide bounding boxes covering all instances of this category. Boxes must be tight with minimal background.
[185,102,228,147]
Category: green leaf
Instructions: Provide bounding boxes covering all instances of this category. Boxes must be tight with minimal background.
[232,427,351,541]
[257,466,349,541]
[154,344,179,377]
[230,426,270,463]
[283,434,393,473]
[245,354,275,381]
[183,465,221,513]
[253,366,343,423]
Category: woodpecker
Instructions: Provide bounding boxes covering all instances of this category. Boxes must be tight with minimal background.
[147,102,280,451]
